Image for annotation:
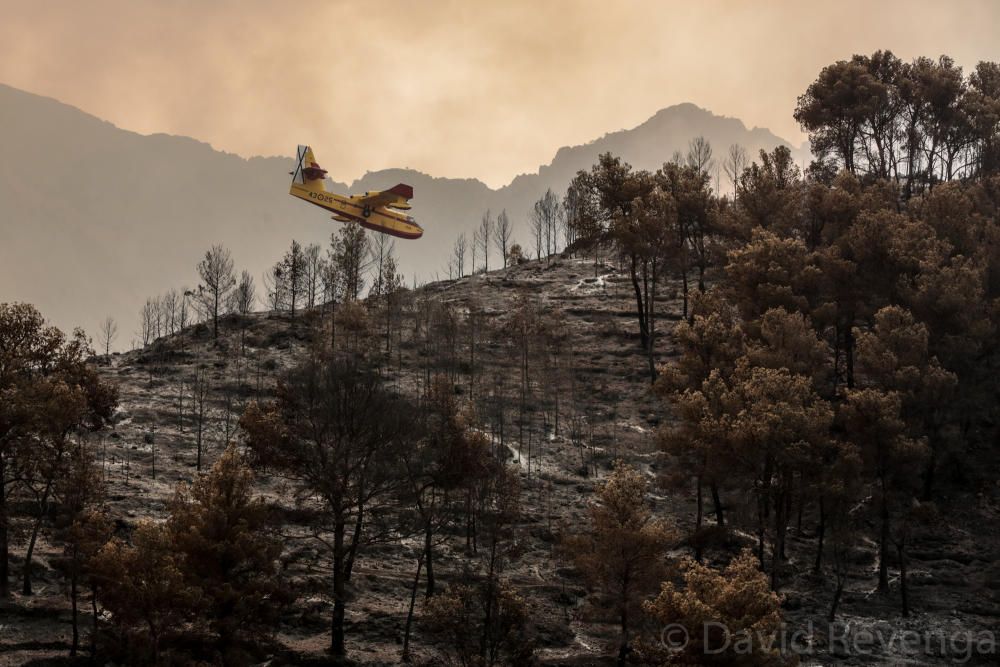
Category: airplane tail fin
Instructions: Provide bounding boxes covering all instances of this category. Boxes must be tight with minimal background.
[292,145,327,193]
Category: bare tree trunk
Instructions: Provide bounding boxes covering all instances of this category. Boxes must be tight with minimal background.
[401,554,424,662]
[796,492,803,533]
[480,541,498,660]
[345,503,364,580]
[627,255,649,348]
[196,418,204,472]
[829,551,846,622]
[177,381,185,434]
[23,479,54,595]
[814,496,826,574]
[91,582,99,656]
[695,474,703,531]
[70,566,79,656]
[331,515,347,657]
[877,480,890,593]
[899,540,909,616]
[423,521,435,597]
[0,455,8,597]
[330,299,337,350]
[618,575,631,665]
[694,475,704,562]
[782,491,791,559]
[833,322,842,393]
[771,490,786,591]
[681,269,690,321]
[845,323,856,389]
[646,261,657,381]
[711,481,724,526]
[756,496,766,566]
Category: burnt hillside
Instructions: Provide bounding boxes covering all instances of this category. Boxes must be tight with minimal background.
[2,247,998,666]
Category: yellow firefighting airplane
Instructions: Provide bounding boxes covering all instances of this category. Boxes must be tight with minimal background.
[289,145,423,240]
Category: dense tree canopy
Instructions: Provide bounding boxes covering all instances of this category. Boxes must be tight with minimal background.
[795,51,1000,191]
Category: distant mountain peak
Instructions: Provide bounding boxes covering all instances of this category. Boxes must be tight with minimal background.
[650,101,714,117]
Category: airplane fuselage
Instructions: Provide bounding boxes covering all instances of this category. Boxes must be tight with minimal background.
[289,184,424,239]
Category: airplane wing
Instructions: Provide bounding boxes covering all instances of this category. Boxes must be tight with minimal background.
[354,183,413,210]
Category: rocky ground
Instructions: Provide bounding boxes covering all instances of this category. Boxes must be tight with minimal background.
[1,248,998,665]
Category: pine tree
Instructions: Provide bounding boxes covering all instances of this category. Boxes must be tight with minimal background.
[332,222,370,301]
[562,461,675,663]
[641,549,790,666]
[53,444,111,657]
[241,355,412,658]
[166,444,288,656]
[91,521,197,662]
[196,244,237,339]
[424,579,533,667]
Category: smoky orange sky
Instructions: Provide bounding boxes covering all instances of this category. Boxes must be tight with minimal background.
[2,0,998,188]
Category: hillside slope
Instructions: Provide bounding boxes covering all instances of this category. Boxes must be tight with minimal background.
[1,247,667,664]
[2,249,996,665]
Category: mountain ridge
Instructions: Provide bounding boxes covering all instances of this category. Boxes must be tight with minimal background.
[0,82,807,345]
